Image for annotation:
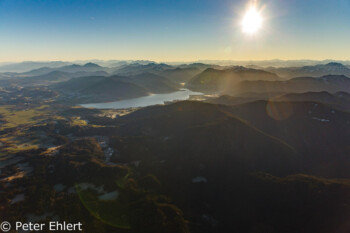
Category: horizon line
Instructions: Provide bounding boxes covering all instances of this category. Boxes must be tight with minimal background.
[1,58,350,64]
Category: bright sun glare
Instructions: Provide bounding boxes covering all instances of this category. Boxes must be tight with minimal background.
[241,5,263,35]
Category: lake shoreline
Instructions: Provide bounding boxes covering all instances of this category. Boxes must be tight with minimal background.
[80,89,203,109]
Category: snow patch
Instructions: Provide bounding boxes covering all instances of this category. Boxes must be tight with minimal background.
[11,193,25,204]
[54,184,66,192]
[98,191,119,201]
[76,183,105,193]
[192,176,207,183]
[312,117,330,122]
[131,160,142,167]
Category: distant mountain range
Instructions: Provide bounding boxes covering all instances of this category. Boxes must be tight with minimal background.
[7,70,110,86]
[186,67,279,93]
[22,62,110,76]
[266,62,350,78]
[0,61,73,73]
[112,63,172,76]
[155,67,203,83]
[2,59,350,73]
[195,59,350,68]
[0,62,214,85]
[2,61,350,103]
[112,63,214,83]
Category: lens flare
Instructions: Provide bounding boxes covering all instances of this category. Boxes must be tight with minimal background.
[266,101,293,121]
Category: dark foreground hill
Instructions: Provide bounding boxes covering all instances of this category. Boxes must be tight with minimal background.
[115,101,299,175]
[234,75,350,94]
[208,91,350,112]
[2,100,350,233]
[111,100,350,177]
[273,91,350,111]
[103,101,350,232]
[226,100,350,177]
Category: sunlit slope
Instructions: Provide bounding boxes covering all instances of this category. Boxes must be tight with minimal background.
[186,67,279,93]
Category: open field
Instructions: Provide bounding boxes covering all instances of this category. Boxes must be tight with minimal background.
[0,105,55,155]
[0,105,50,130]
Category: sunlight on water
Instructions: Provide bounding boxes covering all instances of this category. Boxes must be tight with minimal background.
[80,89,203,109]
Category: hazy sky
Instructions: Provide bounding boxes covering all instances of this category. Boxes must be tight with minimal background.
[0,0,349,62]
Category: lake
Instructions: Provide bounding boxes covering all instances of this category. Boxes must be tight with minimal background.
[80,89,203,109]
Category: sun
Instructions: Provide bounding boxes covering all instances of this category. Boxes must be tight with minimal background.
[241,5,263,35]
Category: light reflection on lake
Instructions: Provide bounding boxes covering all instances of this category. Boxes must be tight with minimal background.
[80,89,203,109]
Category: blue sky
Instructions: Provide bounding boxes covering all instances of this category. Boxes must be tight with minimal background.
[0,0,349,62]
